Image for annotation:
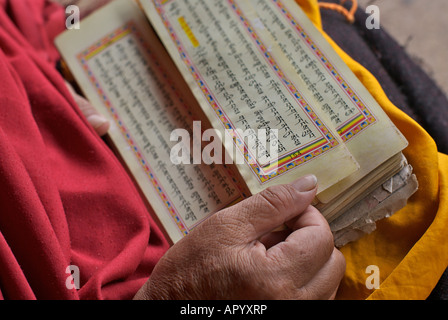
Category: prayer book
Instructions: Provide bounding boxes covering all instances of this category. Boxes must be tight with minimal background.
[55,0,418,246]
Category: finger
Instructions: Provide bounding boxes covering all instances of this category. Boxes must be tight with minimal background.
[300,248,346,300]
[259,200,328,248]
[65,82,110,136]
[286,202,331,231]
[266,205,335,284]
[328,286,339,300]
[258,228,291,249]
[75,95,110,136]
[215,175,318,243]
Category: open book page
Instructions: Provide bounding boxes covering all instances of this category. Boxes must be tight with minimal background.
[55,0,250,243]
[240,0,409,203]
[140,0,360,196]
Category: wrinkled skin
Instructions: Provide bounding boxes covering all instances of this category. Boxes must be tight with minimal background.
[134,175,345,300]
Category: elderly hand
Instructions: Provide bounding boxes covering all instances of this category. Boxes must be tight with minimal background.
[134,175,345,300]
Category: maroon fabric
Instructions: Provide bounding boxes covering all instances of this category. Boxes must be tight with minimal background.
[0,0,170,300]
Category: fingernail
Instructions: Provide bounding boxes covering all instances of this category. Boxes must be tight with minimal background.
[87,114,110,135]
[87,114,108,127]
[291,174,318,192]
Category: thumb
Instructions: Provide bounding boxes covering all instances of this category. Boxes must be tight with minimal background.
[214,174,318,243]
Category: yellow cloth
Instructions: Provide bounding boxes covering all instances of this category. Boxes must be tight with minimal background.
[295,0,448,300]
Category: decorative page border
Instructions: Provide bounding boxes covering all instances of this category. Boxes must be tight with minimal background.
[76,22,193,237]
[153,0,340,184]
[228,0,338,176]
[271,0,377,142]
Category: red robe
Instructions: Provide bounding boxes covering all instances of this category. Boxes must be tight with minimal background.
[0,0,169,300]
